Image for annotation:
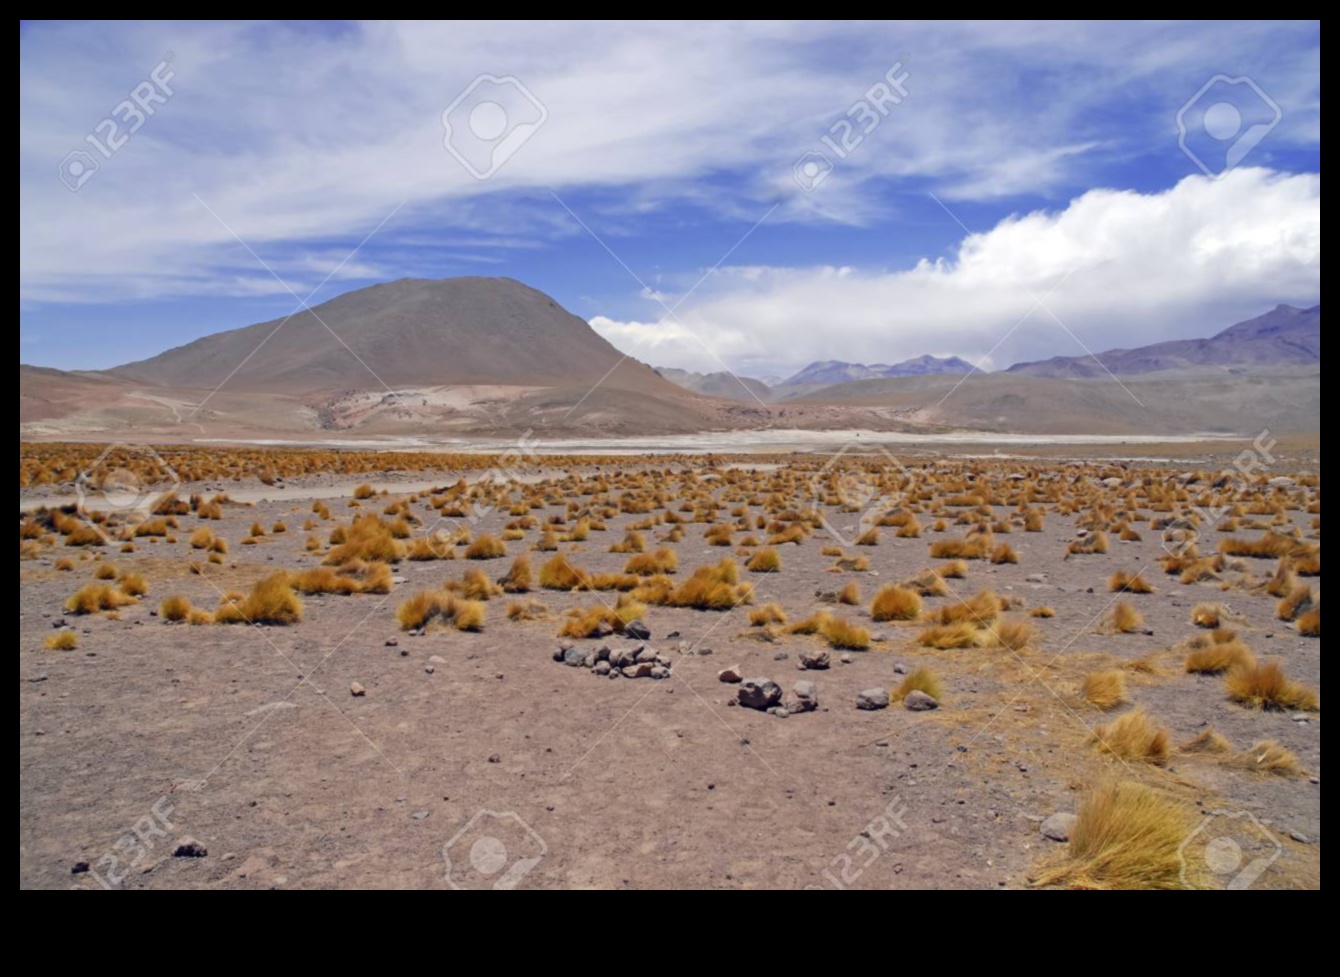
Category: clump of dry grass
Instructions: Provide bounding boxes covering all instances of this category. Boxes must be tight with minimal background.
[1031,781,1192,890]
[215,573,303,625]
[501,554,532,593]
[54,557,75,571]
[746,548,782,573]
[324,514,405,565]
[1066,532,1110,556]
[539,554,592,591]
[45,631,79,651]
[837,581,861,605]
[449,567,503,601]
[1184,640,1254,675]
[1297,606,1319,637]
[870,584,921,622]
[936,589,1001,628]
[1225,661,1319,712]
[1089,708,1170,764]
[917,622,980,650]
[118,572,148,597]
[990,542,1019,565]
[1218,532,1294,559]
[785,610,833,636]
[1030,606,1056,618]
[855,527,880,546]
[395,588,485,631]
[94,562,118,580]
[1109,570,1153,594]
[624,548,678,576]
[930,536,990,560]
[893,666,942,702]
[660,561,752,611]
[1276,584,1314,622]
[1104,601,1145,634]
[506,599,548,621]
[990,618,1036,652]
[464,533,506,560]
[1179,728,1232,754]
[822,617,871,651]
[1082,670,1129,710]
[1228,740,1304,777]
[609,531,646,554]
[159,594,193,622]
[65,583,137,615]
[1190,603,1225,629]
[749,602,787,626]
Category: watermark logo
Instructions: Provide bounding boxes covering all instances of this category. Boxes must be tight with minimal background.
[443,810,547,890]
[1177,75,1281,179]
[1178,810,1282,889]
[443,74,547,180]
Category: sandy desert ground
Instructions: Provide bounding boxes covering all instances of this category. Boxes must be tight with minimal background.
[19,443,1320,889]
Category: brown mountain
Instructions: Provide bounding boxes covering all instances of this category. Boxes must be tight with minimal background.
[1007,304,1320,378]
[110,277,677,394]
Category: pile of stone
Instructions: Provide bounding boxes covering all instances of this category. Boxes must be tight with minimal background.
[728,675,819,718]
[554,642,672,679]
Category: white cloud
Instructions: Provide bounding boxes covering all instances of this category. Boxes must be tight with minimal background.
[20,20,1320,303]
[591,168,1321,376]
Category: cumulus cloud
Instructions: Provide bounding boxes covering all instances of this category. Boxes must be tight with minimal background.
[590,168,1321,376]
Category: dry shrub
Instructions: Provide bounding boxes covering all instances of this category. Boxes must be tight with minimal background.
[1089,708,1170,764]
[1190,603,1224,629]
[1218,532,1293,559]
[990,542,1019,565]
[66,583,136,615]
[1275,584,1314,622]
[1082,670,1129,710]
[870,584,922,622]
[838,581,861,606]
[1031,781,1192,890]
[1109,571,1153,594]
[501,554,532,593]
[1104,602,1145,634]
[215,573,303,625]
[991,618,1036,652]
[822,617,871,651]
[786,611,833,636]
[1180,728,1232,754]
[45,631,79,651]
[465,534,507,560]
[118,572,148,597]
[1030,606,1056,618]
[894,666,942,702]
[160,595,193,622]
[746,548,782,573]
[624,548,678,576]
[1297,606,1319,637]
[930,536,989,560]
[1184,639,1254,675]
[917,622,979,650]
[506,600,548,621]
[324,514,405,565]
[539,554,591,591]
[1225,661,1319,712]
[749,602,787,626]
[1228,740,1304,777]
[936,590,1000,627]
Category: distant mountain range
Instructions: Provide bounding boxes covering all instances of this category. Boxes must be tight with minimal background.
[781,355,976,386]
[18,279,1320,439]
[1007,304,1320,377]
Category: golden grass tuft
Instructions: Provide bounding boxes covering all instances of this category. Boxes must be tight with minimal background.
[746,547,782,573]
[936,589,1000,627]
[1228,740,1304,777]
[324,514,406,565]
[118,572,148,597]
[917,622,980,650]
[1109,570,1153,594]
[66,583,137,615]
[1088,708,1170,764]
[1179,728,1232,754]
[1081,670,1129,710]
[1031,781,1192,890]
[1225,661,1319,712]
[990,542,1019,565]
[464,533,507,560]
[1104,601,1145,634]
[160,595,193,622]
[870,584,922,622]
[501,554,533,593]
[94,562,118,580]
[749,602,787,626]
[1030,606,1056,618]
[45,631,79,651]
[506,599,548,621]
[893,666,943,702]
[215,573,303,625]
[822,617,871,651]
[539,554,592,591]
[1190,603,1225,629]
[785,610,833,636]
[1275,584,1314,622]
[1297,606,1319,637]
[624,548,678,576]
[990,617,1036,652]
[838,581,861,606]
[1184,640,1254,675]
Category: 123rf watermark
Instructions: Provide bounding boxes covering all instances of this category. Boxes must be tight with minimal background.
[71,796,202,889]
[808,795,909,889]
[58,55,176,192]
[794,57,910,192]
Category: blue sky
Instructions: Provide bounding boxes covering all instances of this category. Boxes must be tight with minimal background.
[20,20,1320,379]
